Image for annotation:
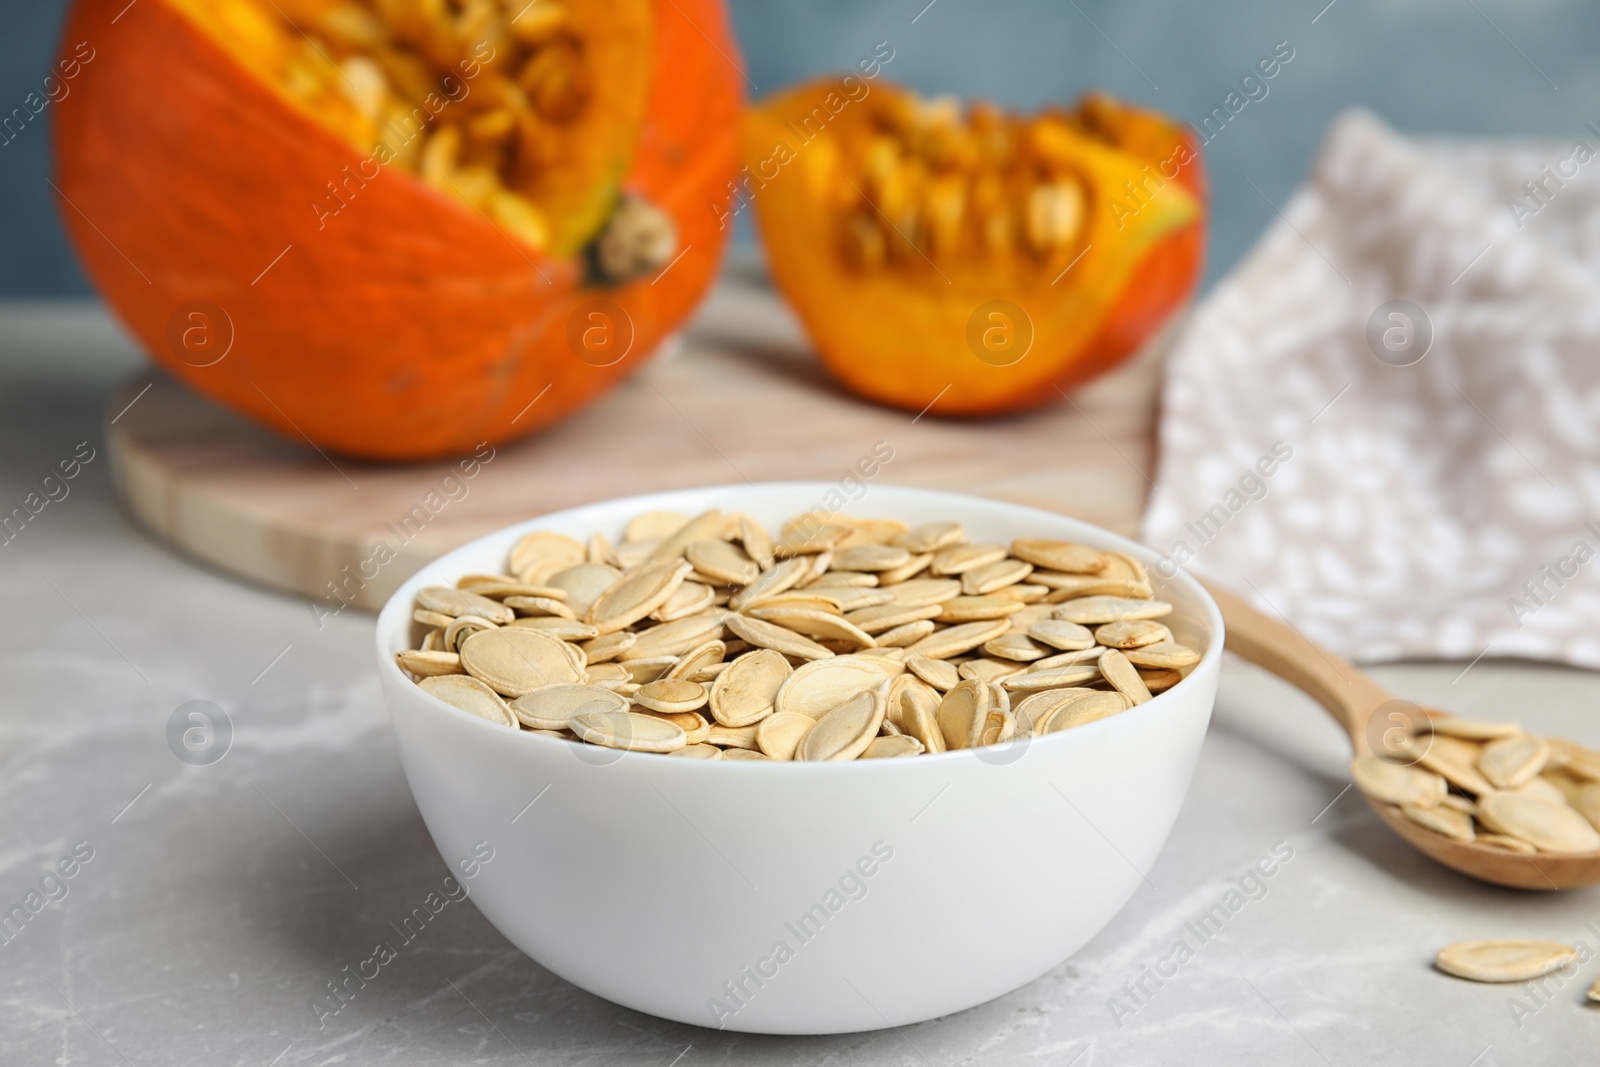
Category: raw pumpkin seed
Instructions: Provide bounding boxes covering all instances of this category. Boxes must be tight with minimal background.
[797,688,886,761]
[862,735,924,758]
[756,711,816,760]
[417,585,515,624]
[395,649,463,677]
[633,678,708,714]
[419,674,517,727]
[586,560,693,634]
[1478,792,1600,853]
[1477,734,1549,790]
[1435,940,1577,983]
[1350,754,1447,807]
[1401,803,1475,842]
[709,648,791,727]
[568,709,686,753]
[460,627,584,696]
[509,683,627,730]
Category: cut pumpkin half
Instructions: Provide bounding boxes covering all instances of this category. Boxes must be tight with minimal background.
[744,81,1207,415]
[55,0,743,458]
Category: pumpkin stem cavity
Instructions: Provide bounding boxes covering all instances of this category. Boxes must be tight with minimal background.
[589,194,678,285]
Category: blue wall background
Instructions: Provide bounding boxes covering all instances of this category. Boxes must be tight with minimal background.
[4,0,1598,295]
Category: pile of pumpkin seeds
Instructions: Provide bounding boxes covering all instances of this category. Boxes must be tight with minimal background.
[395,509,1201,759]
[1351,719,1600,854]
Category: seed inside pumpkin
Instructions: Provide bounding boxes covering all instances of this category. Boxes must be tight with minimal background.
[165,0,662,256]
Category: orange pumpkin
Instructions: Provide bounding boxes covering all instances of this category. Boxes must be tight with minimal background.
[54,0,742,459]
[742,81,1205,416]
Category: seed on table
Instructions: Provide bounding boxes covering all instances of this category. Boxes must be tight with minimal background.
[1435,940,1577,983]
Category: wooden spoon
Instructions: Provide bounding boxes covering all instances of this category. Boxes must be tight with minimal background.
[1205,579,1600,891]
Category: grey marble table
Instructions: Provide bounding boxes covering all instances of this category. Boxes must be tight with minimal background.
[3,300,1597,1066]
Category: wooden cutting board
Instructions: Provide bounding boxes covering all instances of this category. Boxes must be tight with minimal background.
[105,271,1173,615]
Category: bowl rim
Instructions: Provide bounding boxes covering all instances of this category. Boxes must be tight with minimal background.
[375,481,1225,770]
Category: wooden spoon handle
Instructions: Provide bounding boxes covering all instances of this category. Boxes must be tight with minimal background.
[1200,579,1394,751]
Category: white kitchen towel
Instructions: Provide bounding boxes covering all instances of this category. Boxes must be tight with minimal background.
[1143,109,1600,668]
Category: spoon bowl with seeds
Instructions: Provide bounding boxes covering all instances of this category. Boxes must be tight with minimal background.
[1205,580,1600,891]
[377,483,1224,1033]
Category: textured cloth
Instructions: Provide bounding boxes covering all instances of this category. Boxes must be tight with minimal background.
[1144,109,1600,668]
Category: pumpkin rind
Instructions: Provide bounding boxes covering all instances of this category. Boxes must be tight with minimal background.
[53,0,742,459]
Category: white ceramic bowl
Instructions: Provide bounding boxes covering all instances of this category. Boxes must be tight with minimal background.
[376,483,1223,1034]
